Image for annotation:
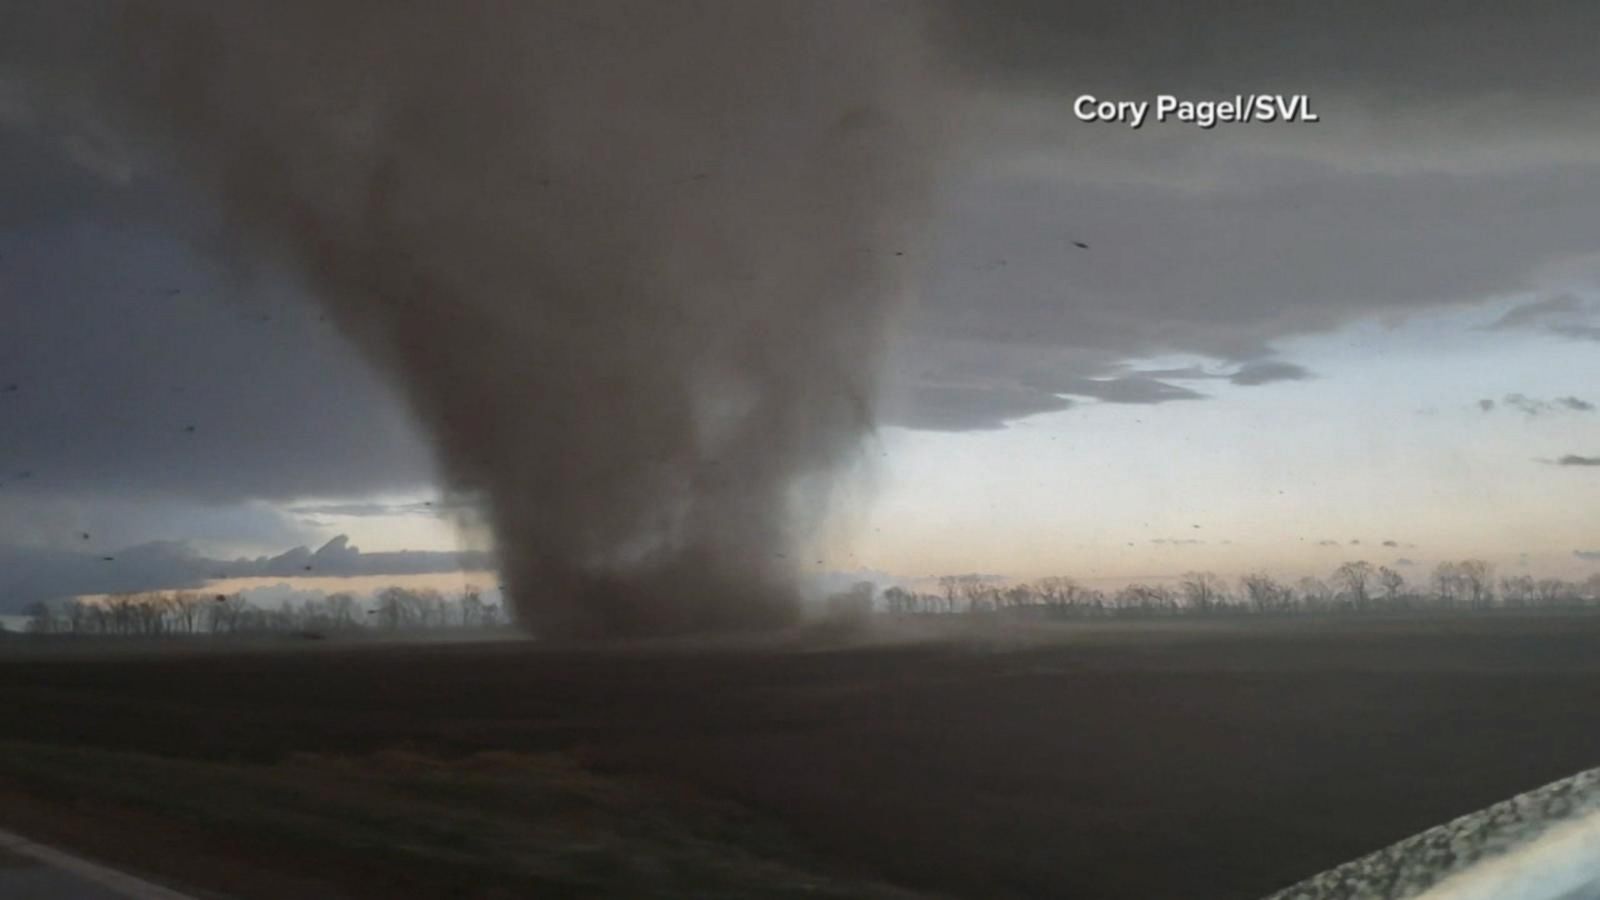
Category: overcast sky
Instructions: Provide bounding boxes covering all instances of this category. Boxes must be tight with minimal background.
[3,1,1599,608]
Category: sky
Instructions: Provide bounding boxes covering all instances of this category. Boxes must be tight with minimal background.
[2,1,1599,610]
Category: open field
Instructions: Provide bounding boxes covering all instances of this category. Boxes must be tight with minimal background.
[2,612,1599,898]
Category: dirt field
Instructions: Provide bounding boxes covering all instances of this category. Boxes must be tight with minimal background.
[2,612,1599,898]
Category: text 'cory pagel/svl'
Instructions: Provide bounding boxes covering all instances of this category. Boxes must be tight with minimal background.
[1073,95,1320,129]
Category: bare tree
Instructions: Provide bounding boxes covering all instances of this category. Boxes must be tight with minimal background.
[882,585,915,615]
[1039,576,1102,617]
[376,586,417,630]
[1181,572,1228,615]
[1116,583,1177,616]
[1333,561,1375,611]
[1377,566,1406,607]
[1297,576,1333,613]
[1535,578,1574,607]
[169,592,205,634]
[954,575,999,613]
[208,593,249,634]
[62,598,92,635]
[24,601,57,634]
[1499,575,1535,608]
[1432,562,1464,608]
[1240,572,1292,614]
[325,592,361,628]
[1002,583,1036,610]
[1584,573,1600,605]
[1458,560,1494,609]
[416,588,447,627]
[825,581,876,622]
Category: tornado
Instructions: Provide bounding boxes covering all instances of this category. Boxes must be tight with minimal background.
[3,1,938,637]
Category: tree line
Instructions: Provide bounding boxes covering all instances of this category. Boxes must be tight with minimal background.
[874,560,1600,619]
[19,585,506,637]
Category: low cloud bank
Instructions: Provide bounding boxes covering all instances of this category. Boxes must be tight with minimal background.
[0,535,490,612]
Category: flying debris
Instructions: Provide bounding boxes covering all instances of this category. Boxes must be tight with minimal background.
[81,532,90,540]
[183,425,196,433]
[101,556,115,562]
[1072,241,1090,249]
[1,383,17,393]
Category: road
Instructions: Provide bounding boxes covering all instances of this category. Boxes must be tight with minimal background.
[0,829,197,899]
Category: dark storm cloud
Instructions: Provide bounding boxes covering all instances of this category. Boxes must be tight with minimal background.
[0,540,211,609]
[1505,394,1549,416]
[0,128,129,230]
[901,164,1600,408]
[1552,455,1600,467]
[5,1,1599,466]
[871,1,1600,429]
[0,534,491,613]
[1486,294,1599,334]
[232,535,491,579]
[885,370,1203,431]
[881,338,1206,430]
[0,489,306,556]
[1228,361,1313,387]
[934,1,1600,99]
[0,137,436,510]
[889,384,1073,432]
[1575,550,1600,562]
[1484,292,1600,341]
[288,501,454,519]
[1490,393,1594,416]
[1128,360,1314,388]
[1058,376,1202,405]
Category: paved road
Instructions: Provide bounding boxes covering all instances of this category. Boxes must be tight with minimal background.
[0,830,196,899]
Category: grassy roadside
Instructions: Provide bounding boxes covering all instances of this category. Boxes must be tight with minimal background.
[0,740,924,899]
